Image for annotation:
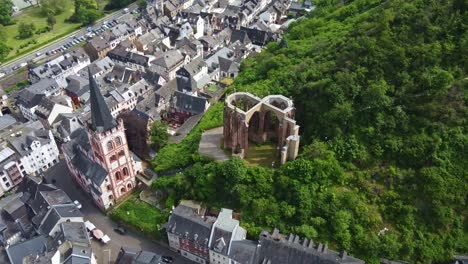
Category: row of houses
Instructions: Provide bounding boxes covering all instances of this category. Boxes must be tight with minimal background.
[5,0,311,205]
[166,200,364,264]
[0,176,95,264]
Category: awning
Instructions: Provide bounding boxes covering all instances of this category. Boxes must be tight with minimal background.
[84,220,96,231]
[101,235,111,243]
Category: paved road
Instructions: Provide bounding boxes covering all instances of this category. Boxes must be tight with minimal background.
[199,126,230,161]
[44,159,193,264]
[0,3,138,77]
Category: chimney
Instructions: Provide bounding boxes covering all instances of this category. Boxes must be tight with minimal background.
[308,239,314,248]
[339,250,347,259]
[287,233,294,243]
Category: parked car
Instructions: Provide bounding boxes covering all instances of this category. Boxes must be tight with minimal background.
[114,227,126,235]
[73,200,82,209]
[161,256,173,263]
[36,52,42,57]
[19,62,27,67]
[12,65,19,70]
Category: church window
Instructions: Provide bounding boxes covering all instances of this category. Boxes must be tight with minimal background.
[115,171,121,180]
[115,137,122,146]
[118,150,125,157]
[110,155,117,162]
[107,141,114,151]
[123,167,129,176]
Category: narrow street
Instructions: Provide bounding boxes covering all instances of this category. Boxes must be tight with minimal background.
[43,159,193,264]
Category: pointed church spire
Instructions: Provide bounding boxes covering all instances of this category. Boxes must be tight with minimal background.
[88,67,116,132]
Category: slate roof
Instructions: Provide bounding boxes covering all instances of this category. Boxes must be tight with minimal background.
[9,122,52,156]
[39,204,82,235]
[255,229,364,264]
[229,240,257,264]
[60,222,90,245]
[152,50,184,70]
[88,37,110,52]
[70,150,108,186]
[230,29,251,45]
[167,204,214,247]
[176,75,196,93]
[115,247,164,264]
[218,57,240,74]
[171,91,207,115]
[6,235,48,264]
[88,67,117,132]
[177,57,207,77]
[108,46,150,67]
[17,89,45,108]
[0,114,17,131]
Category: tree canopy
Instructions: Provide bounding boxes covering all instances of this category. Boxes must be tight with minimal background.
[0,0,14,26]
[152,0,467,262]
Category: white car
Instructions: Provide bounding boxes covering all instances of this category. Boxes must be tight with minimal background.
[74,200,82,209]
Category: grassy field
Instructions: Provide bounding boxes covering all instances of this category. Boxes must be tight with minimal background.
[110,194,169,239]
[3,0,80,61]
[2,0,110,62]
[244,142,280,168]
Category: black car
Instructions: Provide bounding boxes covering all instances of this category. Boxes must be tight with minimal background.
[114,227,126,235]
[161,256,173,263]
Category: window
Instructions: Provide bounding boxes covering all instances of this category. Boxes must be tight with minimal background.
[123,167,129,176]
[118,150,125,157]
[107,185,111,191]
[5,182,10,188]
[109,194,114,200]
[107,141,114,151]
[115,171,121,180]
[2,177,7,182]
[110,155,117,162]
[115,137,122,146]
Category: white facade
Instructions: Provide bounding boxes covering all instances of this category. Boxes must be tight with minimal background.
[19,104,39,121]
[17,131,60,175]
[195,16,205,39]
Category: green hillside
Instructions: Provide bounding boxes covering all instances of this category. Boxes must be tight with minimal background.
[152,0,467,262]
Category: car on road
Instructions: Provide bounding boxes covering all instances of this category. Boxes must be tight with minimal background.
[114,227,126,235]
[74,200,82,209]
[19,62,27,67]
[161,256,173,263]
[0,71,5,78]
[12,65,19,70]
[36,52,42,56]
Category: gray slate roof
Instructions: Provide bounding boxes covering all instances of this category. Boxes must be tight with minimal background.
[6,235,48,264]
[39,204,82,235]
[255,230,364,264]
[88,67,117,132]
[70,150,108,186]
[229,240,257,264]
[171,91,207,115]
[167,205,214,247]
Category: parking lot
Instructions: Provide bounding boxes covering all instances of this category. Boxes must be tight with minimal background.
[44,160,193,264]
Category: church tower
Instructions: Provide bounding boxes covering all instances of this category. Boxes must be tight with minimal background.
[86,68,136,202]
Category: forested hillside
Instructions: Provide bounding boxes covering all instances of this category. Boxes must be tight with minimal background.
[153,0,467,262]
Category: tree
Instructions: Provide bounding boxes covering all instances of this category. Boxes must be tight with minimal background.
[0,42,9,62]
[17,22,36,39]
[47,14,56,29]
[137,0,147,9]
[149,121,169,151]
[0,0,14,26]
[77,8,101,25]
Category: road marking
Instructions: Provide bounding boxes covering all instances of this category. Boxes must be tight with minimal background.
[103,249,111,264]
